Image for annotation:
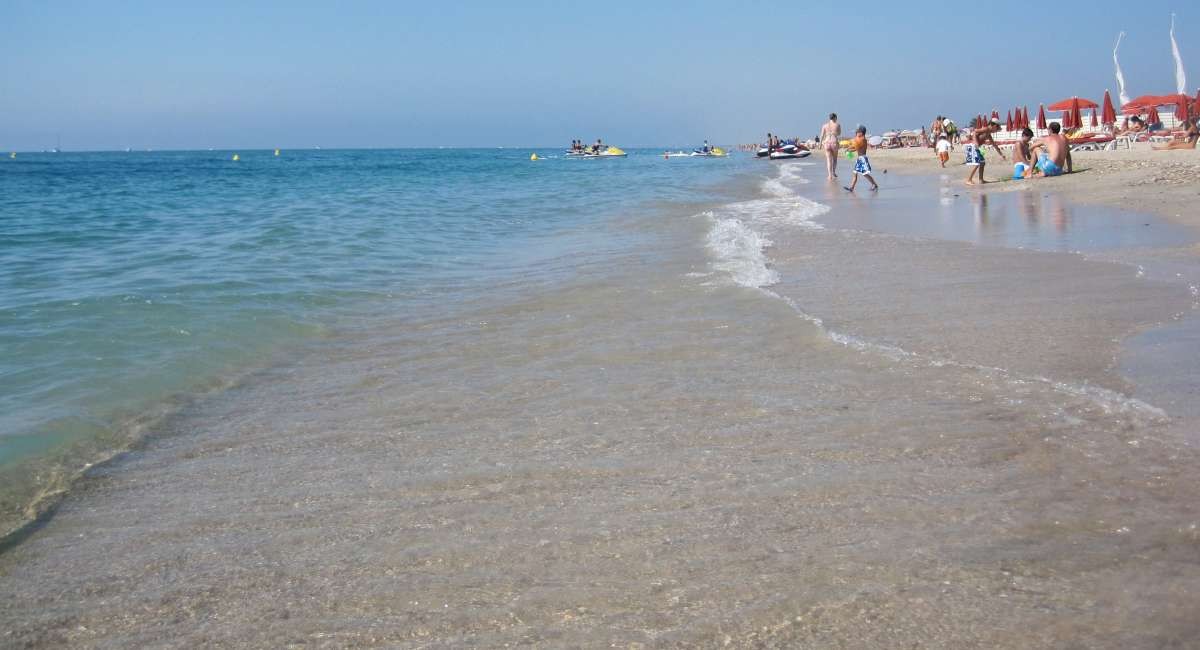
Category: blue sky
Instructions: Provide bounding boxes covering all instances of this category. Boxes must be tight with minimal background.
[1,1,1196,150]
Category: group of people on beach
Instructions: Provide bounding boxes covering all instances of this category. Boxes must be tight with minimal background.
[813,112,1078,189]
[957,118,1075,184]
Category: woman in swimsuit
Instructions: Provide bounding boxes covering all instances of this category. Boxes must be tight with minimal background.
[1151,119,1199,150]
[820,113,842,180]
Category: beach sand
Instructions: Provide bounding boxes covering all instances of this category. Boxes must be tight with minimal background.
[855,144,1200,230]
[2,154,1199,648]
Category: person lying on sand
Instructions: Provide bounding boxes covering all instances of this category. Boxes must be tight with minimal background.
[1028,122,1073,177]
[964,118,1006,185]
[1151,119,1199,150]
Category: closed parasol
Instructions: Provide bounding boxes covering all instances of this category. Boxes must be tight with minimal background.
[1101,89,1117,125]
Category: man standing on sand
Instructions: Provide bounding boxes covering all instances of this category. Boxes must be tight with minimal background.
[820,113,842,180]
[843,126,879,192]
[964,118,1006,184]
[1029,122,1073,177]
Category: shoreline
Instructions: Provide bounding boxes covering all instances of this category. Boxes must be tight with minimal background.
[834,144,1200,234]
[2,158,1199,647]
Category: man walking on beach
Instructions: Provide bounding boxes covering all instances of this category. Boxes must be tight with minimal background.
[1029,122,1072,176]
[964,118,1006,185]
[821,113,842,180]
[843,126,878,192]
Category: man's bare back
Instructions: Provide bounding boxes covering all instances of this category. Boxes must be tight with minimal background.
[1036,133,1068,167]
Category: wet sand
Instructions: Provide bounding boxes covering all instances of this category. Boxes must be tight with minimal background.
[2,162,1199,648]
[856,143,1200,229]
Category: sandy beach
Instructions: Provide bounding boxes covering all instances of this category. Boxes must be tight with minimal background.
[858,144,1200,230]
[3,150,1199,648]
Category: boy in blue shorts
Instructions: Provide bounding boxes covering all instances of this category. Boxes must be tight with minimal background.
[843,126,879,192]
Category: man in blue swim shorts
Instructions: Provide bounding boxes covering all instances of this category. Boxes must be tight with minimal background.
[965,118,1006,185]
[1029,122,1073,178]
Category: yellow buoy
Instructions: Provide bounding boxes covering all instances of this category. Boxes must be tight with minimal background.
[232,153,240,161]
[274,149,280,157]
[530,153,539,161]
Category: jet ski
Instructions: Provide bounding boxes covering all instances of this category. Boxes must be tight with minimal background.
[667,147,727,158]
[767,143,810,160]
[565,146,627,158]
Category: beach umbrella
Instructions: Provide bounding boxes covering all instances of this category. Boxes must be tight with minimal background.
[991,109,1000,122]
[1194,90,1200,117]
[1101,89,1117,125]
[1090,108,1098,128]
[1147,104,1161,127]
[1060,106,1072,129]
[1036,104,1047,129]
[1021,106,1029,129]
[1175,96,1189,121]
[1006,110,1013,131]
[1047,97,1098,111]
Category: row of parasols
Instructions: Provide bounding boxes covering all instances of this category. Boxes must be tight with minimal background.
[972,89,1200,131]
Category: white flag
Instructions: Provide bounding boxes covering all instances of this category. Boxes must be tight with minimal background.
[1113,31,1131,106]
[1171,14,1187,95]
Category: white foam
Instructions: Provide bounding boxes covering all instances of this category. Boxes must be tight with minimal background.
[704,214,779,288]
[767,295,1167,426]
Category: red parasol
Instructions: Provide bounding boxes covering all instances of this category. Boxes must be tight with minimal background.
[1194,90,1200,117]
[1147,104,1161,127]
[1101,89,1117,125]
[1069,97,1083,130]
[1122,94,1184,115]
[1090,108,1098,128]
[1047,97,1098,111]
[1061,106,1073,129]
[1175,96,1190,121]
[1006,110,1013,131]
[1022,106,1031,129]
[1036,104,1047,129]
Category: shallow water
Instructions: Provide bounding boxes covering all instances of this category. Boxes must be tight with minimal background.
[2,155,1199,647]
[0,148,748,536]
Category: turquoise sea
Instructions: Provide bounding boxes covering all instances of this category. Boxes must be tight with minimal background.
[0,148,749,531]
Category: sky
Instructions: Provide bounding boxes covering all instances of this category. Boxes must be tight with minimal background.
[1,1,1197,150]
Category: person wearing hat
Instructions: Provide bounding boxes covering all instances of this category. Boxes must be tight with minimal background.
[964,118,1007,184]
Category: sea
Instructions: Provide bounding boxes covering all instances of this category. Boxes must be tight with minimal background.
[2,148,1199,646]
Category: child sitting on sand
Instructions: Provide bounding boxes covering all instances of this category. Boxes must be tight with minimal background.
[844,126,879,192]
[935,135,951,167]
[1012,127,1035,180]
